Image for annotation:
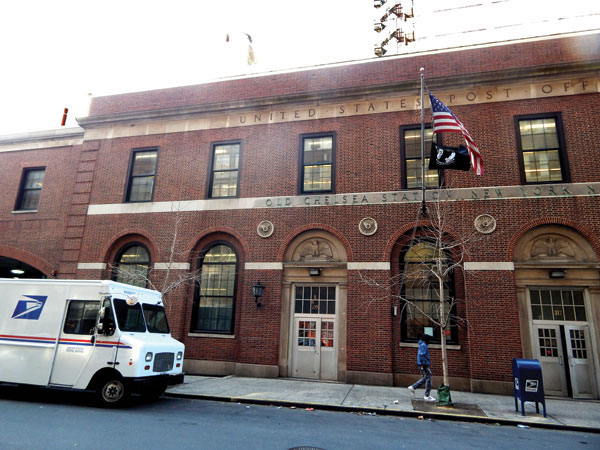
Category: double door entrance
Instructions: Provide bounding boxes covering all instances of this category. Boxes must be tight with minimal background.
[534,324,596,398]
[530,288,597,398]
[291,285,337,380]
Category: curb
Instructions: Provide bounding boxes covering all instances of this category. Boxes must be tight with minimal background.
[165,392,600,434]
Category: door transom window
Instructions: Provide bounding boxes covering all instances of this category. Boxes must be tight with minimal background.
[530,289,586,322]
[295,285,336,315]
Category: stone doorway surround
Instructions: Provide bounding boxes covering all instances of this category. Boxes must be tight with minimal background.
[279,230,348,382]
[513,224,600,399]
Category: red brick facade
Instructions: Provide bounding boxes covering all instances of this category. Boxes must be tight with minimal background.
[1,32,599,396]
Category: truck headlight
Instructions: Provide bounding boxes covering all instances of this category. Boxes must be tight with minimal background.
[176,351,183,360]
[145,352,153,361]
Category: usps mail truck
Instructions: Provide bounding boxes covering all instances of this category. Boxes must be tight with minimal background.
[0,279,184,406]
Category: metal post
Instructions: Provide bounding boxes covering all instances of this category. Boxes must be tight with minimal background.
[420,68,427,216]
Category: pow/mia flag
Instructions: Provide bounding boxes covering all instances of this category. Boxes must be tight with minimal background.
[429,142,471,171]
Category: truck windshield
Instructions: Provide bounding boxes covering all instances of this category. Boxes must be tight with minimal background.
[142,304,170,334]
[113,298,146,332]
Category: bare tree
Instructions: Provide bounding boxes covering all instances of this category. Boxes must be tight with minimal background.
[109,203,204,314]
[360,185,482,391]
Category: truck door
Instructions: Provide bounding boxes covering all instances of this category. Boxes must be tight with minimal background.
[49,300,100,387]
[49,298,118,388]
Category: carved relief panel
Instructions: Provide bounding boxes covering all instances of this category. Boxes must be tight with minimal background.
[514,225,596,264]
[285,231,347,264]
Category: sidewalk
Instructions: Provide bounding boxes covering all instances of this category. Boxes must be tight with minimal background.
[166,375,600,432]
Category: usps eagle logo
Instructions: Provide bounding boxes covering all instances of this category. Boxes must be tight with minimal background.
[11,295,48,320]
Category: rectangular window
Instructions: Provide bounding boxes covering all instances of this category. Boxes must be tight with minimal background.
[400,241,457,344]
[516,114,568,183]
[192,244,237,334]
[113,298,146,332]
[401,126,438,189]
[125,148,158,202]
[143,303,170,334]
[15,168,45,211]
[300,133,334,193]
[569,329,588,359]
[530,289,586,322]
[63,300,100,335]
[538,328,559,358]
[209,142,240,198]
[402,283,456,344]
[294,285,336,315]
[196,265,235,332]
[297,320,317,347]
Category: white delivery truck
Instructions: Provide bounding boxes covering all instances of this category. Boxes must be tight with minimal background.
[0,278,184,406]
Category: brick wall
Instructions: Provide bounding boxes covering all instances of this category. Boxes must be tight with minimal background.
[1,33,599,389]
[0,145,80,275]
[88,33,600,117]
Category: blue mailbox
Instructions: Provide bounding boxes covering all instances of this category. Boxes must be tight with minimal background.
[512,358,546,417]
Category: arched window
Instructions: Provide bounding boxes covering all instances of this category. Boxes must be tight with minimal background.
[192,243,237,334]
[401,240,457,344]
[112,243,150,288]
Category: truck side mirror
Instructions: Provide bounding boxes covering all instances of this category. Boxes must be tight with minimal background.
[96,307,105,333]
[96,307,114,336]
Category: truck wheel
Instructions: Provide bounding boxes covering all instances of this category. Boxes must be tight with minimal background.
[97,378,128,406]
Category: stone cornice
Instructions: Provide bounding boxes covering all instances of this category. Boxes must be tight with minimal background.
[0,127,85,152]
[77,61,600,129]
[0,127,84,145]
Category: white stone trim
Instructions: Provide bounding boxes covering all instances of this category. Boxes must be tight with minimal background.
[77,263,107,270]
[347,262,390,271]
[86,182,600,215]
[153,262,190,270]
[245,262,283,270]
[464,262,515,271]
[188,333,236,339]
[0,128,84,153]
[75,261,509,272]
[87,198,258,215]
[0,137,84,153]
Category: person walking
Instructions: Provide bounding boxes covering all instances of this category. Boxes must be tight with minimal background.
[408,334,436,402]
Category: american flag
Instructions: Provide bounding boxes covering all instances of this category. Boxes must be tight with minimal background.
[428,92,483,175]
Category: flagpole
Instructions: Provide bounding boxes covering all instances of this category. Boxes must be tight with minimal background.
[420,67,427,216]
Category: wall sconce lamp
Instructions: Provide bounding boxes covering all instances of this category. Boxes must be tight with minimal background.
[252,281,265,308]
[549,269,566,279]
[309,268,321,276]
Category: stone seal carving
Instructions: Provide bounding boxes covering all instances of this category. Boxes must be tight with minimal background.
[359,217,378,236]
[474,214,496,234]
[295,239,335,261]
[530,236,576,259]
[257,220,274,238]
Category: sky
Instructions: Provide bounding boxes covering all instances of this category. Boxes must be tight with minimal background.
[0,0,598,135]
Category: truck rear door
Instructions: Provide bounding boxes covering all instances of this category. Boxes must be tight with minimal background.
[0,286,63,386]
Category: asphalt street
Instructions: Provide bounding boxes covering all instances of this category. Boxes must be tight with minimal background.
[0,385,598,450]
